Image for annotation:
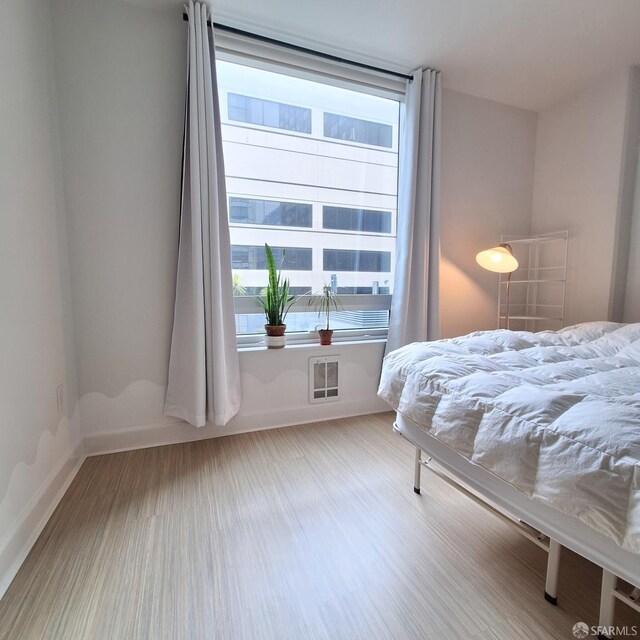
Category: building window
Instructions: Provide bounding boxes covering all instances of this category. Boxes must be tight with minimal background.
[323,113,393,148]
[228,93,311,133]
[323,206,391,233]
[323,249,391,272]
[232,245,312,271]
[229,198,312,228]
[337,286,390,295]
[241,286,312,296]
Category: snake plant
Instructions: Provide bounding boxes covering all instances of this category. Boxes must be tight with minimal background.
[256,244,296,326]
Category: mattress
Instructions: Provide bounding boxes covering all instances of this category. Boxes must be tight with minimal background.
[378,321,640,553]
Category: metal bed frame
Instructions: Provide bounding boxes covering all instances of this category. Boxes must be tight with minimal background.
[393,413,640,639]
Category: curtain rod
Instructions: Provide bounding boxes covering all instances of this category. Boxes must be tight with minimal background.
[182,13,413,82]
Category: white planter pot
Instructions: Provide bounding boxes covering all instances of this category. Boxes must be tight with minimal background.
[265,334,286,349]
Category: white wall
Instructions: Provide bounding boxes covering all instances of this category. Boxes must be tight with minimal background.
[530,69,635,327]
[440,89,538,337]
[82,342,388,454]
[0,0,82,593]
[610,68,640,322]
[624,157,640,322]
[621,69,640,324]
[51,0,186,401]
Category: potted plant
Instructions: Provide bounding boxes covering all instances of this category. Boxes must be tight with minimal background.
[256,244,296,349]
[308,284,343,345]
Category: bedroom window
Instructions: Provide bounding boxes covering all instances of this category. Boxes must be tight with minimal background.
[217,58,400,343]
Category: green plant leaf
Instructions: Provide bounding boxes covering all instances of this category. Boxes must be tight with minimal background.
[257,243,298,326]
[307,283,343,330]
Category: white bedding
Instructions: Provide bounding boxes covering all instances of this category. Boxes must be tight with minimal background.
[378,321,640,553]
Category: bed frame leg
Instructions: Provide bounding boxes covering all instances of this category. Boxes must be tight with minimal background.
[544,539,561,605]
[414,447,421,494]
[597,569,617,639]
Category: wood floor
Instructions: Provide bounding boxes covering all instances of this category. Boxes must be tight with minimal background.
[1,412,638,639]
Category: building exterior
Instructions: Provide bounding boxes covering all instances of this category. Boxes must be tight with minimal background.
[217,61,399,334]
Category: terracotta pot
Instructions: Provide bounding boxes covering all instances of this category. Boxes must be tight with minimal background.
[265,324,286,349]
[318,329,333,346]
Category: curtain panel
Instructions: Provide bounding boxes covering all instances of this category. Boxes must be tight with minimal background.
[386,68,441,354]
[164,0,241,427]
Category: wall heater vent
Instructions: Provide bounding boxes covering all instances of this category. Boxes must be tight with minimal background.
[309,356,341,403]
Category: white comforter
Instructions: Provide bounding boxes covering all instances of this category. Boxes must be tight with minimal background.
[378,321,640,553]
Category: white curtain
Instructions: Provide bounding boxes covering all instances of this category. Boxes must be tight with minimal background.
[386,68,441,354]
[164,0,241,427]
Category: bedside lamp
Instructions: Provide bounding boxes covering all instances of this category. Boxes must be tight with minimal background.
[476,243,519,328]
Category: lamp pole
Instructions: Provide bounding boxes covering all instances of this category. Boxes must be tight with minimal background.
[501,243,513,330]
[505,271,512,330]
[476,242,518,331]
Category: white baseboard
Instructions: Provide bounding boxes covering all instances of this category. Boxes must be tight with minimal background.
[83,398,390,456]
[0,441,85,601]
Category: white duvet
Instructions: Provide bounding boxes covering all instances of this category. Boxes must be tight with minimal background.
[378,321,640,553]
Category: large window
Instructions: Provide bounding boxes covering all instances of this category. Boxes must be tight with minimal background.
[323,249,391,272]
[324,113,393,148]
[228,93,311,133]
[232,245,313,271]
[230,198,312,228]
[323,206,391,233]
[218,60,399,340]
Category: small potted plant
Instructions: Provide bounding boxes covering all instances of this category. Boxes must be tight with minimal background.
[308,284,343,345]
[256,244,296,349]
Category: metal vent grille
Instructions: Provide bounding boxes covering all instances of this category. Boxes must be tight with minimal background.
[309,356,340,403]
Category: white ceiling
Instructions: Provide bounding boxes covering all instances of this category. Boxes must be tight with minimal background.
[143,0,640,111]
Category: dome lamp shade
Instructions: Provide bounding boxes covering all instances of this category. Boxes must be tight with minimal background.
[475,244,519,274]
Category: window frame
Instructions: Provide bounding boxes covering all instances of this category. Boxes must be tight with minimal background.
[215,46,405,348]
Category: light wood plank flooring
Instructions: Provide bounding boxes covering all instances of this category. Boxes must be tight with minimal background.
[1,412,638,639]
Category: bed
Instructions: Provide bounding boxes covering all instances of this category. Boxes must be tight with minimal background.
[378,321,640,636]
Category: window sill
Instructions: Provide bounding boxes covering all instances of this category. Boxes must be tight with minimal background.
[237,337,387,353]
